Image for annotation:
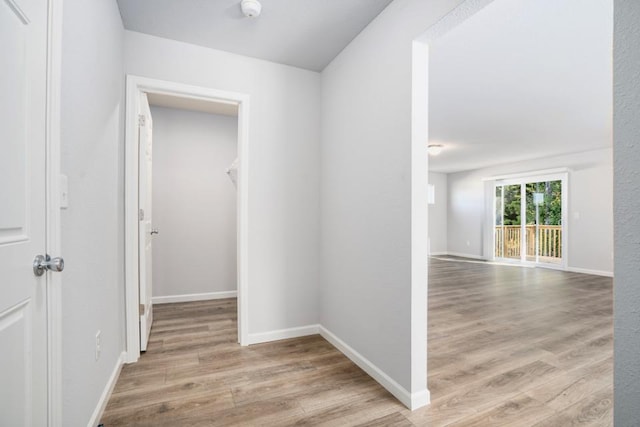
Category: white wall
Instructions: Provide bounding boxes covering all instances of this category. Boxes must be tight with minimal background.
[125,31,321,334]
[151,107,238,299]
[428,172,448,254]
[613,0,640,423]
[446,148,614,274]
[60,0,125,425]
[320,0,464,398]
[447,170,492,258]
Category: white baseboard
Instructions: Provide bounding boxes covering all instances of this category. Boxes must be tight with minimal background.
[87,351,125,427]
[246,324,320,345]
[566,267,614,277]
[152,290,237,305]
[109,319,430,412]
[319,326,429,411]
[433,254,613,277]
[443,251,487,260]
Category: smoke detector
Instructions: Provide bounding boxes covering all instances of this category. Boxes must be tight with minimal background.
[240,0,262,18]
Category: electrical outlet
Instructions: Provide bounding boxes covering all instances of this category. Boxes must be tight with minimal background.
[95,330,101,361]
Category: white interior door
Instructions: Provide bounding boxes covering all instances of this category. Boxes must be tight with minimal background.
[138,93,154,351]
[0,0,50,424]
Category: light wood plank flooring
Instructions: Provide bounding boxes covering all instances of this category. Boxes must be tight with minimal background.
[101,258,612,426]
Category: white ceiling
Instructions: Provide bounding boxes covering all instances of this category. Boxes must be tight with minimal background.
[428,0,612,174]
[116,0,394,72]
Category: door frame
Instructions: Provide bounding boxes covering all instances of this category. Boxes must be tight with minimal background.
[492,171,569,270]
[46,0,64,424]
[411,0,505,409]
[124,75,251,362]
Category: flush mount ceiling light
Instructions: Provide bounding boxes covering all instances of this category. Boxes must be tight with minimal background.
[240,0,262,18]
[428,144,444,156]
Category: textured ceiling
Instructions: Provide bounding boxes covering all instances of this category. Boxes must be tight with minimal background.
[116,0,394,71]
[429,0,612,173]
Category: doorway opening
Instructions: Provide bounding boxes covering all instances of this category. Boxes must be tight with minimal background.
[494,173,568,268]
[139,95,239,351]
[124,76,251,362]
[413,0,613,412]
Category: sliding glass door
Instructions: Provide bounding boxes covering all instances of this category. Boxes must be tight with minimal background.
[526,180,563,264]
[495,184,522,260]
[494,174,566,267]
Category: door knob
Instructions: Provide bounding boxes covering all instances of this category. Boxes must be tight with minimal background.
[33,254,65,277]
[151,228,159,235]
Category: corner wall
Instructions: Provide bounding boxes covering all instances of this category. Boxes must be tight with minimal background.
[124,31,321,335]
[613,0,640,423]
[320,0,464,398]
[60,0,125,424]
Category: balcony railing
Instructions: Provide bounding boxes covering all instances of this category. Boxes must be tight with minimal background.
[495,225,562,261]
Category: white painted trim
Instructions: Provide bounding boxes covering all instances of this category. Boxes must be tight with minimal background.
[412,0,496,412]
[87,352,125,427]
[319,326,430,410]
[246,325,320,345]
[244,325,430,409]
[125,75,251,363]
[483,167,570,182]
[432,255,536,268]
[445,251,487,261]
[124,78,139,363]
[432,254,611,277]
[410,39,429,408]
[5,0,30,24]
[237,97,250,347]
[561,173,569,271]
[566,267,614,277]
[45,0,63,425]
[152,291,237,304]
[243,324,433,409]
[494,171,569,187]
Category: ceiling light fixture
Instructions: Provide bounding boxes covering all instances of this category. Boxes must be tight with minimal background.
[428,144,444,156]
[240,0,262,18]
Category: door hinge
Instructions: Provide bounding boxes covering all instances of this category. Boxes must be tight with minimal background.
[139,208,144,221]
[139,304,145,316]
[138,114,146,126]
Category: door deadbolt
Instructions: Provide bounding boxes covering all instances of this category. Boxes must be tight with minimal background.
[33,254,65,277]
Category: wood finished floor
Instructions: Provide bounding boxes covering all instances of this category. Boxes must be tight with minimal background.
[101,259,612,426]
